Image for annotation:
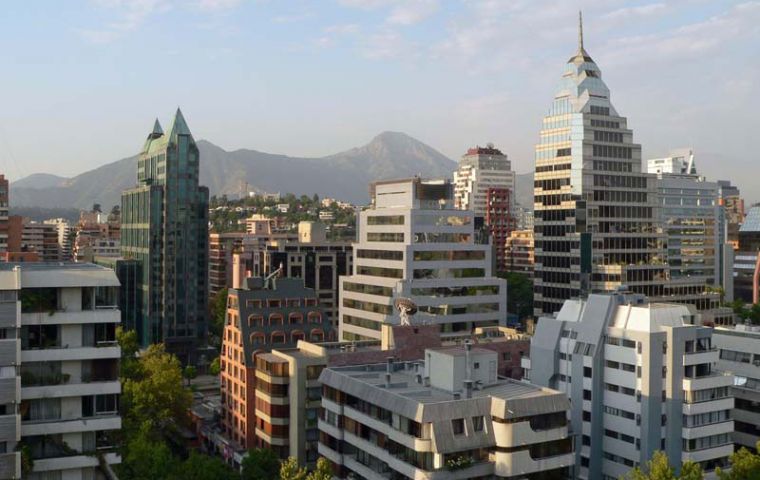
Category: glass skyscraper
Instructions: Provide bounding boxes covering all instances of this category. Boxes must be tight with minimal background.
[533,14,667,315]
[121,109,209,362]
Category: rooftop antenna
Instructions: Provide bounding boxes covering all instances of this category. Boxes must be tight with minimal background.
[578,10,584,53]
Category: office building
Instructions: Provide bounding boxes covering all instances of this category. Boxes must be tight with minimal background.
[647,152,722,310]
[219,276,332,450]
[339,177,506,343]
[717,180,744,250]
[454,145,516,271]
[523,292,734,479]
[713,323,760,452]
[319,344,574,480]
[121,110,209,361]
[733,206,760,304]
[0,263,122,480]
[505,229,534,276]
[532,15,666,315]
[95,257,141,338]
[0,175,8,253]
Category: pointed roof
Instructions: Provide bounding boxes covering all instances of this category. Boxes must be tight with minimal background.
[166,107,193,137]
[568,10,594,63]
[152,118,163,135]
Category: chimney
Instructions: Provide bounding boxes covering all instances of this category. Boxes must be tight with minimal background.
[463,380,473,399]
[385,373,392,388]
[464,341,472,381]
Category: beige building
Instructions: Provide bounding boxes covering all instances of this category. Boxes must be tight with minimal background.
[505,229,534,276]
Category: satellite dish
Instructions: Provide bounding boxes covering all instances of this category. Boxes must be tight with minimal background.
[394,297,418,326]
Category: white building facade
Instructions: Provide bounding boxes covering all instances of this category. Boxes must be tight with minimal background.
[453,145,515,217]
[338,178,506,342]
[523,292,734,480]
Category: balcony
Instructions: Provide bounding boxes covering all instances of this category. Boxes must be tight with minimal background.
[683,397,734,416]
[492,420,568,448]
[0,338,20,366]
[22,380,121,400]
[682,443,734,464]
[0,376,20,404]
[343,405,432,452]
[22,415,121,436]
[492,449,574,478]
[683,372,733,392]
[0,452,20,479]
[21,345,120,363]
[21,308,120,326]
[0,302,19,329]
[683,420,733,440]
[0,413,20,443]
[32,452,121,472]
[682,349,718,366]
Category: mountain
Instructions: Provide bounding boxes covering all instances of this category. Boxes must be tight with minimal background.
[10,132,456,209]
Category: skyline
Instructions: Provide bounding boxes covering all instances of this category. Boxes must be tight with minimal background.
[1,1,759,202]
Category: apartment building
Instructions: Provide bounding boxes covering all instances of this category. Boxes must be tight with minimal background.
[717,180,744,250]
[505,229,534,276]
[523,292,734,479]
[219,276,332,451]
[0,176,8,253]
[21,223,60,262]
[0,263,122,480]
[339,177,506,342]
[733,206,760,304]
[43,219,73,261]
[713,323,760,452]
[209,232,246,299]
[319,344,574,480]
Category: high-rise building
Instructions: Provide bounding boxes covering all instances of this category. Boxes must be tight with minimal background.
[121,110,209,362]
[219,277,332,451]
[533,14,666,315]
[209,232,246,299]
[733,205,760,304]
[338,177,506,343]
[523,292,734,479]
[0,175,8,253]
[504,229,534,276]
[454,145,516,271]
[713,323,760,452]
[646,151,723,310]
[717,180,745,250]
[43,218,73,260]
[319,344,574,480]
[0,263,123,479]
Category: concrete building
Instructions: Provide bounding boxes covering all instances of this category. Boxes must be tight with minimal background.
[0,175,8,253]
[43,219,73,261]
[505,229,534,276]
[713,323,760,452]
[219,276,332,450]
[339,177,506,343]
[121,110,209,361]
[209,232,246,299]
[733,206,760,304]
[454,145,516,272]
[319,344,574,480]
[21,222,61,262]
[533,15,667,315]
[0,263,122,480]
[647,154,723,310]
[523,292,734,479]
[717,180,744,250]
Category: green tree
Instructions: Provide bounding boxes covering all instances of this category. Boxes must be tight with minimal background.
[210,288,228,340]
[183,365,197,387]
[624,451,704,480]
[717,442,760,479]
[497,272,534,321]
[307,457,333,480]
[170,451,237,480]
[241,448,280,480]
[119,429,179,480]
[116,327,141,381]
[121,344,192,439]
[280,457,307,480]
[209,357,221,376]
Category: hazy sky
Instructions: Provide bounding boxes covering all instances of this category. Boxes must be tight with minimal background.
[1,0,758,202]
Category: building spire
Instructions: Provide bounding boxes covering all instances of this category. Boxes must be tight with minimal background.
[578,10,584,53]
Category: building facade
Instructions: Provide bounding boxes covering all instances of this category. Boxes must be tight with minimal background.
[219,277,332,451]
[523,292,734,479]
[505,229,534,276]
[21,223,61,262]
[0,175,8,253]
[319,344,574,480]
[209,232,245,299]
[0,263,122,480]
[533,16,666,315]
[43,219,73,261]
[713,324,760,452]
[121,110,209,361]
[339,177,506,343]
[717,180,744,250]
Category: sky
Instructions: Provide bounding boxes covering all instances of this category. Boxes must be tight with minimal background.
[0,0,759,202]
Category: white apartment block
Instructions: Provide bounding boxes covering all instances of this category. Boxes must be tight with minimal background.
[647,148,697,176]
[338,178,506,342]
[453,144,515,217]
[0,263,122,480]
[523,292,734,480]
[713,324,760,452]
[319,344,574,480]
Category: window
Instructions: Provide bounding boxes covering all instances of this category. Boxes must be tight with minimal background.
[583,390,592,401]
[472,416,484,432]
[451,418,465,435]
[584,367,592,378]
[474,362,480,370]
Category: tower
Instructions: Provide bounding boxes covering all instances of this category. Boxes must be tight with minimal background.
[121,109,209,363]
[533,13,666,315]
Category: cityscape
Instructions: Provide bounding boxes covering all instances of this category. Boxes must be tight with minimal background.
[2,2,760,480]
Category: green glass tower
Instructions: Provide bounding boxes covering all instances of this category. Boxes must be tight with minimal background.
[121,109,209,362]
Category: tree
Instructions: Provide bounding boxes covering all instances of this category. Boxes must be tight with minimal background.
[119,429,179,480]
[717,442,760,479]
[116,327,141,381]
[121,344,192,439]
[497,272,534,321]
[241,448,280,480]
[210,288,228,340]
[280,457,307,480]
[209,357,221,376]
[183,365,197,387]
[307,457,333,480]
[169,451,237,480]
[625,451,704,480]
